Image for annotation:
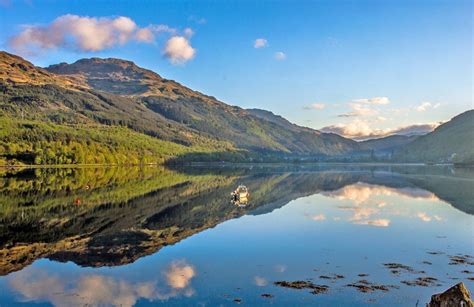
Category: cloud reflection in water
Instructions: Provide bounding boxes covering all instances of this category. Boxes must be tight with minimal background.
[9,260,196,307]
[317,183,443,227]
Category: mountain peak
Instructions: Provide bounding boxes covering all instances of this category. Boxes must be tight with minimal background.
[46,57,201,97]
[48,57,152,74]
[0,50,86,89]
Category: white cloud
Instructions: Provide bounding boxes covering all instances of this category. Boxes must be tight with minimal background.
[164,36,196,64]
[274,51,286,60]
[135,28,155,43]
[320,120,440,140]
[183,27,194,38]
[321,119,375,139]
[415,102,441,112]
[353,97,390,105]
[303,103,325,110]
[338,103,379,117]
[415,102,432,112]
[149,24,177,34]
[10,15,179,55]
[390,123,441,136]
[254,38,268,48]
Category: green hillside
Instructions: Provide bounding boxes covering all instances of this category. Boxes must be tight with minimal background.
[359,135,419,152]
[45,55,360,155]
[0,51,364,165]
[393,110,474,164]
[0,117,233,166]
[0,51,471,165]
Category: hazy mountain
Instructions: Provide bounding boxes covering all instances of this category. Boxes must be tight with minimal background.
[360,135,419,152]
[394,110,474,164]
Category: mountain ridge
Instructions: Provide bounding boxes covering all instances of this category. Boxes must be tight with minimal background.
[0,50,472,165]
[43,54,361,155]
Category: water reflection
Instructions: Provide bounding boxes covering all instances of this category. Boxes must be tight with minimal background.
[231,184,250,207]
[0,164,473,305]
[0,165,473,276]
[322,183,439,204]
[316,182,453,227]
[9,260,196,306]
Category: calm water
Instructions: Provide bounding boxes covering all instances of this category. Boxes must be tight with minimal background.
[0,164,473,306]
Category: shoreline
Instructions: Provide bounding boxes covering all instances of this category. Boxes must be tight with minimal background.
[0,161,462,170]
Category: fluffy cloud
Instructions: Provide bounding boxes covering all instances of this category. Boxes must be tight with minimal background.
[135,28,155,43]
[11,15,143,52]
[164,36,196,64]
[338,103,378,117]
[9,14,194,64]
[303,103,325,110]
[320,119,375,139]
[353,97,390,105]
[415,102,441,112]
[320,120,440,140]
[415,102,432,112]
[254,38,268,48]
[390,123,440,136]
[274,51,286,60]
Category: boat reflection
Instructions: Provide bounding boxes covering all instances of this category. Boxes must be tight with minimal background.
[231,185,249,207]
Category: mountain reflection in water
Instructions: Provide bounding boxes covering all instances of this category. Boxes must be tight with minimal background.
[0,164,473,306]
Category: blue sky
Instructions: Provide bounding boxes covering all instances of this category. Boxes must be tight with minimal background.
[0,0,472,139]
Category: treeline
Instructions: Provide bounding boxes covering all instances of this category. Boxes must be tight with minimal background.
[0,117,214,166]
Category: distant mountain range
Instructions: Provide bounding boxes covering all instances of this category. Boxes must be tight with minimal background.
[0,51,472,165]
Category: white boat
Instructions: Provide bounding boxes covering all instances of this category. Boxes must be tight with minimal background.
[231,185,249,206]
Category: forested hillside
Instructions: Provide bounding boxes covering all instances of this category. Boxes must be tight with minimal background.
[393,110,474,164]
[0,51,362,165]
[0,51,472,165]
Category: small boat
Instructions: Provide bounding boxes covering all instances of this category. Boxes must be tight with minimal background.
[231,185,250,207]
